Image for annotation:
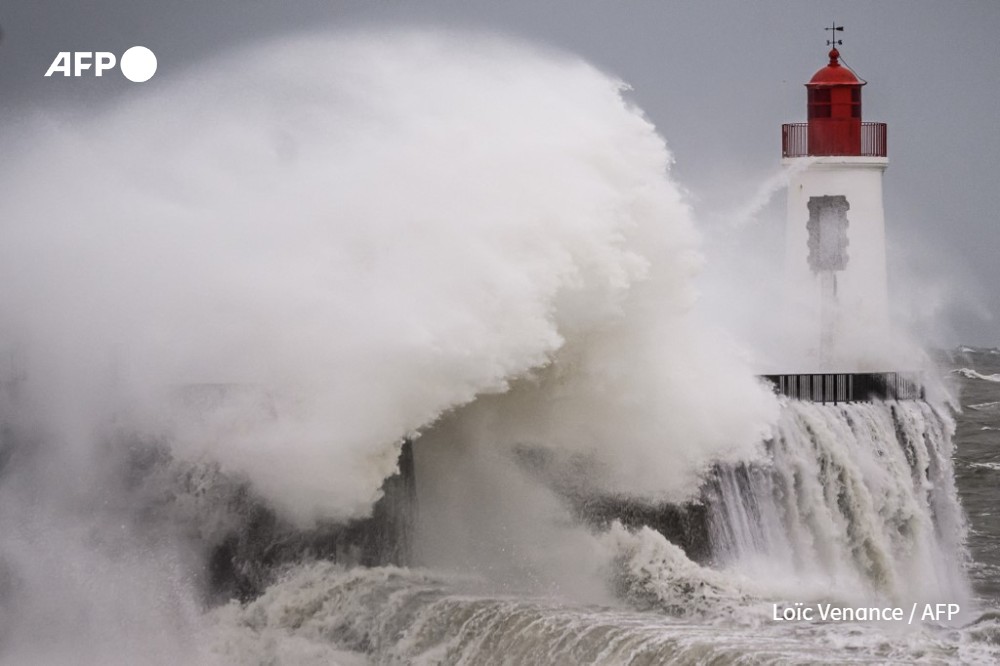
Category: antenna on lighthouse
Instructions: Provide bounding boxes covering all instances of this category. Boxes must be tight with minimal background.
[825,22,844,47]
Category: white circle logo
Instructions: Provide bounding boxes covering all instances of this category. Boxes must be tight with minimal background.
[120,46,157,83]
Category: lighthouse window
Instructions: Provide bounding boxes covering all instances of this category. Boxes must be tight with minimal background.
[806,195,850,273]
[851,87,862,118]
[808,88,832,119]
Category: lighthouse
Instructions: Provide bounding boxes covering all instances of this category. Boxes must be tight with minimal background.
[782,33,890,371]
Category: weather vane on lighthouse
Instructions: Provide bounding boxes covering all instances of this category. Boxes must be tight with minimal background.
[825,22,844,47]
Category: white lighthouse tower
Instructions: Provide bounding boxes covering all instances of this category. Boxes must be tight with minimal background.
[782,35,890,371]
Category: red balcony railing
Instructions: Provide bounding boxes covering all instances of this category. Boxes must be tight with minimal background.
[781,122,887,158]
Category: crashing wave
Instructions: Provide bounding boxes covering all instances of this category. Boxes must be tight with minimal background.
[205,558,1000,665]
[954,368,1000,382]
[705,400,970,605]
[600,522,754,618]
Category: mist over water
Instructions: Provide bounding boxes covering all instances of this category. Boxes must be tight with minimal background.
[0,30,775,523]
[0,29,781,663]
[0,29,995,665]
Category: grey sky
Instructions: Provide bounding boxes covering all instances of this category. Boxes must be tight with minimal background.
[1,1,998,345]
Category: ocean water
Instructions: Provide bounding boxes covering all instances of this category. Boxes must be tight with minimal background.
[193,374,1000,665]
[952,348,1000,606]
[6,367,982,664]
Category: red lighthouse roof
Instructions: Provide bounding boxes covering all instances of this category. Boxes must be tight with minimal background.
[807,49,864,87]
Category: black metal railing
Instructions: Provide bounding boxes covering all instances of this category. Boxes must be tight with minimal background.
[782,123,808,158]
[760,372,923,404]
[781,122,888,158]
[861,122,888,157]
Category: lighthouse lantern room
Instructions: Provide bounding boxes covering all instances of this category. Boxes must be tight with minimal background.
[805,48,864,155]
[782,27,890,372]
